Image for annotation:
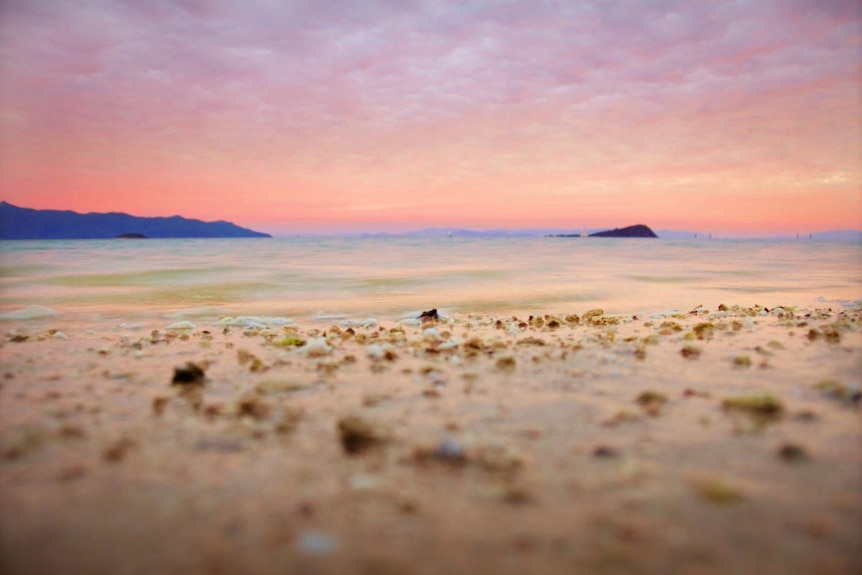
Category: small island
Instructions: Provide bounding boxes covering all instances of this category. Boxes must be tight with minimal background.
[115,233,148,239]
[589,224,658,238]
[550,224,658,238]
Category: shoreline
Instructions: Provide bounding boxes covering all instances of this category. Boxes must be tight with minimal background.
[1,303,860,574]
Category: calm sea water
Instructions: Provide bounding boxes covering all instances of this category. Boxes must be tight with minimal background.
[1,237,860,325]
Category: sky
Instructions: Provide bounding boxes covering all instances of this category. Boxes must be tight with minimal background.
[0,0,860,235]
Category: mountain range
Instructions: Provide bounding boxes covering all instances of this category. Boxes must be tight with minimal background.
[1,202,859,241]
[0,202,271,239]
[397,227,862,241]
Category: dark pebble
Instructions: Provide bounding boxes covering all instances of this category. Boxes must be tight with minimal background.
[592,445,620,458]
[778,443,809,462]
[171,362,206,385]
[419,308,439,321]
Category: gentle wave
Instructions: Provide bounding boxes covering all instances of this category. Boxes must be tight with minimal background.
[1,237,860,322]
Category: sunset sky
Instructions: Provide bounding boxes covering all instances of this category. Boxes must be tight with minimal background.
[1,0,860,235]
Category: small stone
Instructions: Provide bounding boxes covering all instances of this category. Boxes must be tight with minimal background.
[301,337,331,358]
[236,396,271,420]
[636,390,667,416]
[422,327,443,342]
[171,362,206,385]
[592,445,620,458]
[255,379,309,393]
[103,438,136,462]
[496,356,517,372]
[348,473,381,491]
[501,483,533,505]
[778,443,809,462]
[793,409,818,422]
[696,479,743,504]
[680,345,702,359]
[337,414,389,455]
[434,438,467,466]
[419,308,439,322]
[57,464,88,481]
[815,380,861,404]
[722,393,784,416]
[152,396,170,415]
[295,531,338,555]
[582,309,604,323]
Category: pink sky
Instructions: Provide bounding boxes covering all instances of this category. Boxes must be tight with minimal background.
[1,0,860,235]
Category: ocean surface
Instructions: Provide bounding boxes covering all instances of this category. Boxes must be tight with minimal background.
[1,237,860,326]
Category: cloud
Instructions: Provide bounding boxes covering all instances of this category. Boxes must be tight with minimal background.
[1,0,859,231]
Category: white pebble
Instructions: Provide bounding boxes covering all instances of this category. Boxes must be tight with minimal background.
[366,344,385,360]
[438,337,461,350]
[296,531,338,555]
[423,327,443,342]
[348,473,381,491]
[166,321,196,330]
[301,337,331,357]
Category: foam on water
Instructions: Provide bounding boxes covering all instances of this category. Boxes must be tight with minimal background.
[0,305,61,320]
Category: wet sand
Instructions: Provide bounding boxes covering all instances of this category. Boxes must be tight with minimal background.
[1,304,860,575]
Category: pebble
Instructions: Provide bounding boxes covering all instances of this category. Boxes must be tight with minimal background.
[217,316,295,329]
[166,321,196,330]
[171,362,206,385]
[435,438,467,464]
[778,443,809,462]
[592,445,620,458]
[348,473,381,491]
[423,327,443,342]
[301,337,331,357]
[295,531,338,555]
[366,344,385,360]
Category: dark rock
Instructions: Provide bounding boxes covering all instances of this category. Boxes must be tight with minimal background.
[592,445,620,458]
[337,414,389,455]
[777,443,809,462]
[419,309,439,321]
[589,224,658,238]
[171,362,206,385]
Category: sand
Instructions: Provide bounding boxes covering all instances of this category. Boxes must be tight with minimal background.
[1,304,860,575]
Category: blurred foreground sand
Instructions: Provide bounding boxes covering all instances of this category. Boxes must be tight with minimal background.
[1,304,860,575]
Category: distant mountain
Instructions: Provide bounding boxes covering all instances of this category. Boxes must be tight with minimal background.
[589,224,657,238]
[400,226,860,240]
[407,227,563,238]
[0,202,271,239]
[810,230,862,241]
[656,229,709,239]
[550,224,658,238]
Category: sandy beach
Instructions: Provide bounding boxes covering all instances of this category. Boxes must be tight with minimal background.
[1,303,860,575]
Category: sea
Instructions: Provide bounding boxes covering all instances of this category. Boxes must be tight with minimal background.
[0,237,860,327]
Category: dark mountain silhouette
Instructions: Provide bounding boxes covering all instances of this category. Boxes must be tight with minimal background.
[0,202,271,239]
[550,224,658,238]
[589,224,658,238]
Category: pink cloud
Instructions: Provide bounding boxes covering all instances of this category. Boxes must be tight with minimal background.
[0,0,859,233]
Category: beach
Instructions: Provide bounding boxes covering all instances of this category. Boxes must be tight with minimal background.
[1,301,860,574]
